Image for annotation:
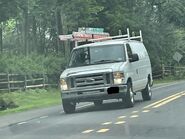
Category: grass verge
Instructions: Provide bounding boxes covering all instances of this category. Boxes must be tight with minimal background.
[154,76,184,84]
[0,88,61,116]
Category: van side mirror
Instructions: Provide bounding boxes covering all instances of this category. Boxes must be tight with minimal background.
[130,53,139,62]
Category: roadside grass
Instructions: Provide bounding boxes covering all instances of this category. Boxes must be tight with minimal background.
[154,76,184,84]
[0,88,61,116]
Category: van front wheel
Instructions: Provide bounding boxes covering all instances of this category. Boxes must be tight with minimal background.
[62,100,76,114]
[142,82,152,101]
[124,82,135,108]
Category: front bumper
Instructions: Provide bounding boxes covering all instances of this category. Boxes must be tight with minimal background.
[61,84,127,102]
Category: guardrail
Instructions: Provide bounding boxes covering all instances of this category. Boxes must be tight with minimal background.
[0,74,59,93]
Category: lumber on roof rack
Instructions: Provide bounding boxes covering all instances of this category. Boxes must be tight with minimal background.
[59,28,143,47]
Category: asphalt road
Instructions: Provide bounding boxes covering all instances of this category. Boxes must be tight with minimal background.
[1,81,185,139]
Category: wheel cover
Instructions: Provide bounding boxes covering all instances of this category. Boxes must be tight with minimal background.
[130,88,134,103]
[148,84,152,97]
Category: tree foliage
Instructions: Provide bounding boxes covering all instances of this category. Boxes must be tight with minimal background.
[0,0,185,74]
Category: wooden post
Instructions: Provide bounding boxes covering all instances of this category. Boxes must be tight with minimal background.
[43,74,45,88]
[0,26,2,53]
[24,75,27,90]
[172,66,174,76]
[162,64,165,79]
[7,74,10,93]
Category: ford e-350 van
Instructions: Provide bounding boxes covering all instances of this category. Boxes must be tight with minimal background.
[60,30,153,113]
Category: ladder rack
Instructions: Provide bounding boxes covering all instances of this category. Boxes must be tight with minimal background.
[59,28,143,47]
[88,28,143,43]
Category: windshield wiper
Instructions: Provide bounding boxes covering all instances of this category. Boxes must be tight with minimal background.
[93,59,122,64]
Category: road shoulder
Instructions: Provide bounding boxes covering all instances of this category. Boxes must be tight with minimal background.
[0,81,184,128]
[0,105,61,128]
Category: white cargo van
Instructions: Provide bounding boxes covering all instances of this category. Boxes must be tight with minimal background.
[60,29,153,113]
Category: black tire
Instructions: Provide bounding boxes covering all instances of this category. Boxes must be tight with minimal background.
[94,100,103,106]
[124,82,135,108]
[62,100,76,114]
[142,82,152,101]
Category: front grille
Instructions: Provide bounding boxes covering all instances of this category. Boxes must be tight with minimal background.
[70,73,111,89]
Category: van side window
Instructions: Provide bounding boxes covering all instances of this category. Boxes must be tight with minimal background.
[126,44,133,59]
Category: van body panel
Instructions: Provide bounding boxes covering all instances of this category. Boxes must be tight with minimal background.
[60,39,153,103]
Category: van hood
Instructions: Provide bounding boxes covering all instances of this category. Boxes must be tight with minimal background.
[60,62,125,78]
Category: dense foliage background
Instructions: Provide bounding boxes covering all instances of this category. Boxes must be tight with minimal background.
[0,0,185,74]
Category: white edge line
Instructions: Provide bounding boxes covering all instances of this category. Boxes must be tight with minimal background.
[40,116,49,119]
[17,121,27,125]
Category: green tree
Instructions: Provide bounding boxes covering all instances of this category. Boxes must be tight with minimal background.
[0,0,18,53]
[1,0,185,74]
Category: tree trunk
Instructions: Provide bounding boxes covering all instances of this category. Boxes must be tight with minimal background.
[0,25,2,53]
[15,19,21,54]
[56,7,64,54]
[32,16,37,53]
[39,23,46,54]
[56,0,65,54]
[23,3,29,56]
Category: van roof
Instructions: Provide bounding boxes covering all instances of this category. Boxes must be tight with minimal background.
[74,39,142,49]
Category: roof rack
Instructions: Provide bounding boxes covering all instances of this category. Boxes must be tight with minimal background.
[59,28,143,47]
[88,28,143,42]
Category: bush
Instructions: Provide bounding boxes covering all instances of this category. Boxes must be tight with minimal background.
[0,96,18,111]
[0,54,67,75]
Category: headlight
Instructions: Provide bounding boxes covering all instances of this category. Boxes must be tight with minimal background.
[60,79,68,91]
[114,72,124,84]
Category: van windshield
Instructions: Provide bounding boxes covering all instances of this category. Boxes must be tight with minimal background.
[68,45,126,68]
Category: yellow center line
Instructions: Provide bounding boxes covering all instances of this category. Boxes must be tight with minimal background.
[142,110,150,113]
[101,122,112,125]
[97,128,110,133]
[132,111,139,114]
[115,121,126,125]
[82,129,94,134]
[130,115,139,118]
[153,95,182,108]
[143,91,184,109]
[118,116,126,119]
[81,92,185,135]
